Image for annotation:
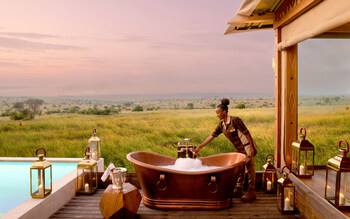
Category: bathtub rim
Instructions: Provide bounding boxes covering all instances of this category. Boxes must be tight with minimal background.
[126,151,247,175]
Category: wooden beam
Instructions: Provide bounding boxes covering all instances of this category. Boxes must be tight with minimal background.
[274,28,282,168]
[313,33,350,38]
[274,0,322,28]
[284,44,298,167]
[328,22,350,33]
[227,13,275,24]
[314,22,350,38]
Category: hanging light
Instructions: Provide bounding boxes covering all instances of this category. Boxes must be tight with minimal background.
[30,147,52,198]
[325,139,350,209]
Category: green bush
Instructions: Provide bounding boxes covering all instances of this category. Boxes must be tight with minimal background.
[132,105,144,112]
[10,109,34,120]
[186,103,194,109]
[235,103,246,109]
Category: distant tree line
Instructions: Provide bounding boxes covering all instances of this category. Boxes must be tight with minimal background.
[46,105,119,115]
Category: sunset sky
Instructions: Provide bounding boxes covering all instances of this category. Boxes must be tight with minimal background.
[0,0,348,96]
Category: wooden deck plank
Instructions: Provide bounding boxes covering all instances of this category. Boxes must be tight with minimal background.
[50,189,301,219]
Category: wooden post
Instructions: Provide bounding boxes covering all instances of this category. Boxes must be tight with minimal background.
[274,28,282,168]
[284,44,298,167]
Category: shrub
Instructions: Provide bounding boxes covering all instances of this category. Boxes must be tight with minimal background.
[235,103,246,109]
[132,105,143,112]
[186,103,194,109]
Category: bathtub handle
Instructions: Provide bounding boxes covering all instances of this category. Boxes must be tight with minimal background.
[208,176,218,194]
[156,174,167,191]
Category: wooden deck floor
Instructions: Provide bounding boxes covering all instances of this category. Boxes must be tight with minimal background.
[50,189,301,219]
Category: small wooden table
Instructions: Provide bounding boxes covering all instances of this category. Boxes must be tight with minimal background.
[99,183,142,219]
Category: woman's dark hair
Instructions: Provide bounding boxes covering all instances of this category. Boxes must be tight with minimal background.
[217,98,230,112]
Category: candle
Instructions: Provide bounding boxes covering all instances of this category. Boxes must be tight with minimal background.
[38,184,43,195]
[340,193,345,205]
[267,180,272,191]
[85,183,89,192]
[284,197,291,211]
[92,152,96,159]
[299,165,305,175]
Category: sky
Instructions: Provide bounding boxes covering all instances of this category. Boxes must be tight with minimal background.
[0,0,348,97]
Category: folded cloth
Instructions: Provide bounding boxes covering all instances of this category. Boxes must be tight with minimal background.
[101,163,116,182]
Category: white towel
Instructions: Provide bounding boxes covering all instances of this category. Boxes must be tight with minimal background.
[101,163,116,182]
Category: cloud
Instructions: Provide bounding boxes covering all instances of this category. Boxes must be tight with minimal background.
[0,61,28,68]
[0,32,60,40]
[0,86,27,90]
[0,36,85,51]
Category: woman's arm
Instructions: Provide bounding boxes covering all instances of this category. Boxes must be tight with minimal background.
[194,135,215,154]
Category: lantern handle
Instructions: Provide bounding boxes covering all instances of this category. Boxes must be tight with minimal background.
[281,165,291,174]
[84,146,90,156]
[299,128,306,137]
[35,147,46,157]
[92,128,96,136]
[265,154,275,162]
[338,139,349,153]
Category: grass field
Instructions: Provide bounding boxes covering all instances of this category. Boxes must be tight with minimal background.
[0,105,349,171]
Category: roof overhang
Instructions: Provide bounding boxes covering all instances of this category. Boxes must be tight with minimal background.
[224,0,283,35]
[224,0,323,35]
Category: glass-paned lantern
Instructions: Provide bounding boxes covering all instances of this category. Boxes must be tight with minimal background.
[291,128,314,178]
[76,147,98,195]
[325,139,350,209]
[277,166,297,214]
[88,128,100,160]
[263,154,277,193]
[30,147,52,198]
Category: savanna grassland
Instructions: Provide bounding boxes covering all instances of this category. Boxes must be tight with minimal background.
[0,95,349,172]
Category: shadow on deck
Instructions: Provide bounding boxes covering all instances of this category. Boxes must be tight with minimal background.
[50,189,301,219]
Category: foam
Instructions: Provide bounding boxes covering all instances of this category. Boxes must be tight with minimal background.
[159,158,220,171]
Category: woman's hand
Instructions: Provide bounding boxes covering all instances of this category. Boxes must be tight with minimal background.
[194,147,201,155]
[194,135,214,155]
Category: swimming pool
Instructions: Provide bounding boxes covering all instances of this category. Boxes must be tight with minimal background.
[0,162,77,216]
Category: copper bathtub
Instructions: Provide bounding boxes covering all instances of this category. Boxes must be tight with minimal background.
[126,151,247,210]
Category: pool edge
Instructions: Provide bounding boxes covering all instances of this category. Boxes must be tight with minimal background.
[0,158,104,219]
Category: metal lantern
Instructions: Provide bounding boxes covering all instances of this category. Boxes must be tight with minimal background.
[76,147,98,195]
[277,166,297,214]
[177,138,196,158]
[88,128,100,160]
[30,147,52,198]
[325,139,350,209]
[263,154,277,193]
[291,128,314,178]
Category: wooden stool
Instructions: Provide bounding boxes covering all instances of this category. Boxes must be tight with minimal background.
[99,183,142,219]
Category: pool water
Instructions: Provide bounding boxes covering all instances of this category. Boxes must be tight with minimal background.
[0,162,77,215]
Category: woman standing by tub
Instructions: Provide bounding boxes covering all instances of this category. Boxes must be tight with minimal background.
[194,98,257,202]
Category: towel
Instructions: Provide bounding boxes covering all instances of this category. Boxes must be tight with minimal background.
[101,163,116,182]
